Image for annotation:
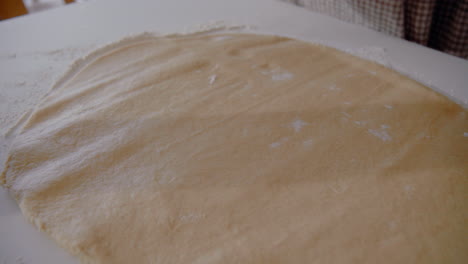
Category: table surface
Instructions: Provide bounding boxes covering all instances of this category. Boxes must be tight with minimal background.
[0,0,467,263]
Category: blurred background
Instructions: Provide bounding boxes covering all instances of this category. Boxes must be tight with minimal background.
[0,0,86,18]
[0,0,467,59]
[282,0,467,59]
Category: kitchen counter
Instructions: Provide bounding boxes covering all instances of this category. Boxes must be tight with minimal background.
[1,0,467,263]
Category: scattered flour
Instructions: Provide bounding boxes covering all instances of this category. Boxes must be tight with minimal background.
[270,137,289,149]
[209,74,217,85]
[368,128,392,142]
[270,142,281,148]
[261,68,293,81]
[212,35,233,42]
[158,170,177,185]
[271,72,293,81]
[328,84,340,91]
[179,213,205,223]
[341,112,352,118]
[464,132,468,137]
[354,120,367,126]
[384,104,393,109]
[290,119,309,133]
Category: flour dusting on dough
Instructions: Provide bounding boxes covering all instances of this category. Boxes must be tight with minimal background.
[270,137,289,148]
[368,128,392,142]
[209,74,217,85]
[354,121,367,126]
[272,72,293,81]
[270,142,281,148]
[290,119,309,133]
[2,31,467,264]
[341,112,352,118]
[180,213,205,223]
[328,84,341,91]
[261,68,293,81]
[212,36,233,42]
[158,170,177,185]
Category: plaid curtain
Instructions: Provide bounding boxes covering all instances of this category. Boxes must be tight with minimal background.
[284,0,468,59]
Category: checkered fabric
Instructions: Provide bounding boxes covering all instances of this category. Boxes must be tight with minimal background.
[429,0,468,58]
[283,0,468,59]
[404,0,436,45]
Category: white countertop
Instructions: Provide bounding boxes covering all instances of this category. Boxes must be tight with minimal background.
[1,0,467,263]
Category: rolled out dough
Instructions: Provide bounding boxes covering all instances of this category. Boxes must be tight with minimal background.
[1,33,467,263]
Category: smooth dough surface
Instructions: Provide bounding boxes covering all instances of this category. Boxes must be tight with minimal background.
[1,33,468,264]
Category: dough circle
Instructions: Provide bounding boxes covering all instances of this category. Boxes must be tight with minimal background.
[2,33,467,263]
